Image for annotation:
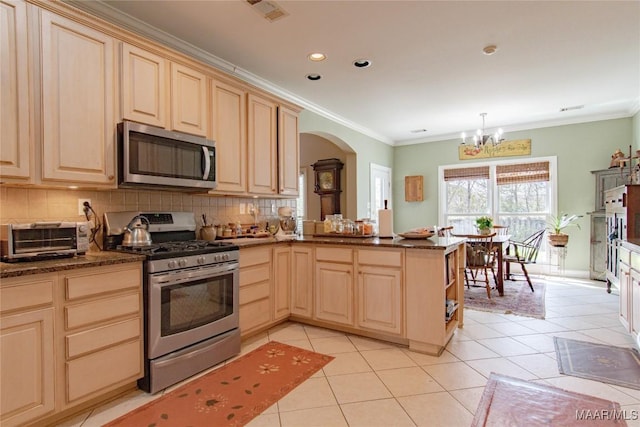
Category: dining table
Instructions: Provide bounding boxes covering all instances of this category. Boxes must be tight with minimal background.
[454,234,511,297]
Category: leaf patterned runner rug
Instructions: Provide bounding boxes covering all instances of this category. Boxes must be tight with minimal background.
[103,341,334,427]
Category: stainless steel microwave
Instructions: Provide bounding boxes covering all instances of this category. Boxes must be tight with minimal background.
[1,222,90,262]
[118,121,216,190]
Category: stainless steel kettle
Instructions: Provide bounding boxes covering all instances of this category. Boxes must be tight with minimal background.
[122,215,152,247]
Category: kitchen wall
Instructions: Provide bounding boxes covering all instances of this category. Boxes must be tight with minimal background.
[0,187,294,250]
[300,133,349,221]
[633,111,640,150]
[393,117,634,274]
[299,110,394,220]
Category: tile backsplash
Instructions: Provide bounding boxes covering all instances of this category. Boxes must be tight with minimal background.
[0,186,295,249]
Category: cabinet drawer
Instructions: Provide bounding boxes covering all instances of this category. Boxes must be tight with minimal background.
[64,264,141,301]
[239,298,270,333]
[358,249,403,267]
[316,246,353,263]
[66,340,142,403]
[65,292,140,330]
[240,247,271,267]
[0,275,55,314]
[240,264,271,287]
[239,281,270,304]
[632,251,640,271]
[620,247,631,265]
[66,317,141,359]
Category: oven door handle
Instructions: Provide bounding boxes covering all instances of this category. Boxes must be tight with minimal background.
[150,263,238,286]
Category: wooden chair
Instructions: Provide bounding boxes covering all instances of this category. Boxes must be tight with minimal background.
[438,226,453,237]
[504,228,546,292]
[492,225,509,235]
[458,233,496,299]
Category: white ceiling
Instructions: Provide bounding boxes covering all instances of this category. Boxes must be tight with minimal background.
[82,0,639,145]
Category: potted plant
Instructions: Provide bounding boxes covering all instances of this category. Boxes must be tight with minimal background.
[475,216,493,234]
[547,213,582,247]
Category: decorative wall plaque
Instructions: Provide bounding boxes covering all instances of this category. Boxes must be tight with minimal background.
[404,175,423,202]
[458,139,532,160]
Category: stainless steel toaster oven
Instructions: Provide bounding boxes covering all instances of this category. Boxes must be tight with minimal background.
[0,222,90,262]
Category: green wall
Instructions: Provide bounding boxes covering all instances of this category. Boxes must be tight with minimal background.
[393,118,633,272]
[298,111,635,273]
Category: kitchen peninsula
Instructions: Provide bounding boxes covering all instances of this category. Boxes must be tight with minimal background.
[235,235,466,356]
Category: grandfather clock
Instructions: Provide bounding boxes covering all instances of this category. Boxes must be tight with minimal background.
[312,158,343,220]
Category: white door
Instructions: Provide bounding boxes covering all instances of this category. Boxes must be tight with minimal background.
[370,164,392,218]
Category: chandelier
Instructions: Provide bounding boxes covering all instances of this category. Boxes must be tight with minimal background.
[461,113,505,147]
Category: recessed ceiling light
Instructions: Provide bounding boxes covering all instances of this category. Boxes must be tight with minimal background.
[353,59,372,68]
[308,52,326,62]
[306,74,322,81]
[559,105,584,112]
[482,45,498,55]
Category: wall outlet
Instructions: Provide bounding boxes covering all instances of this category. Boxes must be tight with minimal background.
[78,199,91,216]
[239,203,246,215]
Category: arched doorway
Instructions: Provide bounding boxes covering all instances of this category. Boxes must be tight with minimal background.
[299,132,356,222]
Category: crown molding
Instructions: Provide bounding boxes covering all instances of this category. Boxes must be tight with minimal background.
[394,111,636,146]
[63,0,394,146]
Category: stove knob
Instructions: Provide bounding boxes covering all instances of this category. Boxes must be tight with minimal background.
[214,254,221,262]
[223,254,229,261]
[197,256,205,264]
[168,260,177,269]
[178,259,187,267]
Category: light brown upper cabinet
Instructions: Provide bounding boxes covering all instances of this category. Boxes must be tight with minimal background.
[278,106,300,196]
[0,0,31,182]
[40,10,116,186]
[121,43,167,128]
[170,62,207,137]
[122,44,207,137]
[210,79,247,193]
[247,93,300,197]
[247,93,278,195]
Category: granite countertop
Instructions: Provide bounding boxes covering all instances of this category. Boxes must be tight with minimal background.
[228,234,465,251]
[1,251,146,279]
[1,235,465,278]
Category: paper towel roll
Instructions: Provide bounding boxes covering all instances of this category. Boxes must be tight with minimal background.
[378,208,394,238]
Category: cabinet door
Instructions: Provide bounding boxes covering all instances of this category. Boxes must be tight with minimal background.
[247,93,277,195]
[1,308,55,426]
[631,268,640,338]
[278,106,299,196]
[170,62,207,136]
[121,43,167,128]
[210,79,247,193]
[315,261,353,326]
[40,11,116,185]
[0,0,30,180]
[589,214,607,281]
[357,266,402,335]
[620,262,630,331]
[291,245,313,318]
[273,246,291,320]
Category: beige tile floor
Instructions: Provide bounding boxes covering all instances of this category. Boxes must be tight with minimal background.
[60,276,640,427]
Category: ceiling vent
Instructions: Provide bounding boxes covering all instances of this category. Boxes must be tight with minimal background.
[246,0,289,22]
[559,105,584,112]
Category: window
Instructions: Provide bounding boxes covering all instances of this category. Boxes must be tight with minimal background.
[439,157,556,242]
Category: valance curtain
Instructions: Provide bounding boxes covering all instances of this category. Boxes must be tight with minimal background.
[496,161,550,185]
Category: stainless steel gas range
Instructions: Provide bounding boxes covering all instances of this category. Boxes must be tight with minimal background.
[104,211,240,394]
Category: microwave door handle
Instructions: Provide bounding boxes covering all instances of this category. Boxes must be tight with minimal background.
[31,222,63,228]
[202,146,211,180]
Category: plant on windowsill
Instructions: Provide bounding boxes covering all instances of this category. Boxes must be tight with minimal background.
[547,213,582,247]
[476,216,493,235]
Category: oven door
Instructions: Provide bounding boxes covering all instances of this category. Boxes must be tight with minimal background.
[147,261,238,359]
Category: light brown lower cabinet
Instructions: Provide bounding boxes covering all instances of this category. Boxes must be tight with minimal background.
[290,245,314,318]
[239,246,272,335]
[0,262,143,426]
[273,246,291,321]
[356,248,403,336]
[314,247,354,326]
